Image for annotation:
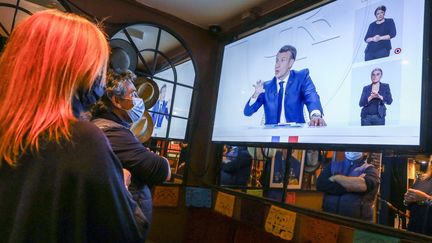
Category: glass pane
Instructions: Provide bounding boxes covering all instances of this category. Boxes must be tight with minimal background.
[172,86,192,118]
[138,50,157,73]
[112,25,159,51]
[158,30,183,57]
[168,117,188,140]
[0,7,32,34]
[176,60,195,86]
[154,63,174,81]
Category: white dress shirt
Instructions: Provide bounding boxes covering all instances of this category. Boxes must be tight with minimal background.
[277,75,289,123]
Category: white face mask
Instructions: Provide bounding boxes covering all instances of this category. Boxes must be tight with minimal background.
[345,152,363,161]
[125,97,145,123]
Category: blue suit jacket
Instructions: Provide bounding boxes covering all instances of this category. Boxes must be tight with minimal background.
[151,100,169,128]
[243,69,323,124]
[359,82,392,118]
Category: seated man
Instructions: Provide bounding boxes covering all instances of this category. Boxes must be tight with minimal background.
[317,152,380,222]
[244,45,325,126]
[272,149,301,185]
[220,146,253,186]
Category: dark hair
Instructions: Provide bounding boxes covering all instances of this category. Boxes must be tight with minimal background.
[278,45,297,60]
[105,69,137,98]
[160,84,167,91]
[374,5,386,16]
[371,68,383,76]
[91,69,136,117]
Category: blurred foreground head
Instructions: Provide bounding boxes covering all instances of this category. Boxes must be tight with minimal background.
[0,10,109,165]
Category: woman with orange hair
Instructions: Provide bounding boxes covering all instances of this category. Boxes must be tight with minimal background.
[0,10,145,242]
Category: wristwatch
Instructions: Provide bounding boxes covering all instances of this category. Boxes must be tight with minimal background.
[310,113,321,119]
[426,196,432,205]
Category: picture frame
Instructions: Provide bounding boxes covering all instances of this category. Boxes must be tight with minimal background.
[269,149,305,189]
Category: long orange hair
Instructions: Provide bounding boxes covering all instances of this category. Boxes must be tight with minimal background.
[0,10,109,166]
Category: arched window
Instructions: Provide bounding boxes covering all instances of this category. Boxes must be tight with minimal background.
[111,24,196,141]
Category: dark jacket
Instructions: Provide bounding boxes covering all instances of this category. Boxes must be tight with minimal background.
[244,69,323,124]
[92,111,169,239]
[359,82,393,118]
[0,121,144,243]
[407,177,432,236]
[364,18,397,53]
[220,147,252,186]
[317,159,380,221]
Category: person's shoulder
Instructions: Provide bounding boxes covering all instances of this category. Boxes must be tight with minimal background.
[363,162,378,173]
[386,18,395,23]
[363,83,372,89]
[238,147,252,158]
[68,121,119,169]
[72,120,107,139]
[291,69,310,79]
[416,174,432,183]
[294,68,310,74]
[71,120,116,148]
[94,120,137,144]
[263,78,276,87]
[381,82,390,87]
[263,77,276,90]
[92,117,126,132]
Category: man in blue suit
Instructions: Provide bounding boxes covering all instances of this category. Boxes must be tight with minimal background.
[244,45,326,126]
[152,84,169,128]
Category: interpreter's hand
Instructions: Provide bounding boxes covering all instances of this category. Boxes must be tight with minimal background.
[122,169,131,190]
[371,91,383,100]
[404,188,431,203]
[308,117,327,127]
[359,173,366,178]
[372,35,381,42]
[252,80,264,98]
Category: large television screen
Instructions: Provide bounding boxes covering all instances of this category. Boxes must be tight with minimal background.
[212,0,428,147]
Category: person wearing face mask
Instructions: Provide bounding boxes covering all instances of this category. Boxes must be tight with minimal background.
[91,69,171,241]
[0,10,145,242]
[317,151,380,222]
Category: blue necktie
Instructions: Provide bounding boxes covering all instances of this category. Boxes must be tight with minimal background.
[277,81,285,123]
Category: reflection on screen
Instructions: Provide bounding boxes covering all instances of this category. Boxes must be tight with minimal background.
[150,60,194,139]
[212,0,426,146]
